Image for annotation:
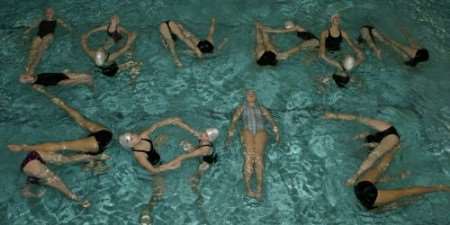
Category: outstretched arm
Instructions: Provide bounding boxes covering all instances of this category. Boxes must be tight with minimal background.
[226,105,243,144]
[57,18,71,31]
[81,32,96,59]
[24,19,40,35]
[139,117,199,138]
[323,112,392,132]
[134,153,179,175]
[261,106,280,143]
[176,146,211,162]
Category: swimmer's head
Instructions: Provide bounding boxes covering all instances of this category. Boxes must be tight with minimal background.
[45,8,54,19]
[342,55,356,71]
[405,48,429,67]
[245,90,257,103]
[200,128,219,142]
[119,132,140,148]
[284,20,295,29]
[95,49,107,66]
[19,74,36,84]
[330,14,341,26]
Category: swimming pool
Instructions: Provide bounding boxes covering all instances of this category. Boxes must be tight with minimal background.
[1,0,450,224]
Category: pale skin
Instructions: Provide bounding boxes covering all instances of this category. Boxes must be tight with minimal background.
[261,21,320,54]
[226,91,280,199]
[323,112,399,186]
[8,85,111,156]
[324,113,450,207]
[81,27,137,66]
[88,15,129,49]
[255,22,317,62]
[159,17,218,67]
[19,72,93,87]
[358,26,423,61]
[24,8,70,74]
[319,15,364,71]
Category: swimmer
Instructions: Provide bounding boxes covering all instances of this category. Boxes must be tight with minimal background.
[19,71,93,87]
[9,86,112,170]
[319,15,364,71]
[319,55,360,88]
[118,117,211,225]
[357,25,429,67]
[322,112,450,210]
[81,27,139,77]
[159,17,224,67]
[23,7,70,74]
[262,20,320,49]
[226,90,280,199]
[255,22,317,66]
[87,15,129,49]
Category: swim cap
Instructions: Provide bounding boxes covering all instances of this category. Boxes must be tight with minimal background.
[284,21,295,29]
[198,40,214,53]
[95,50,107,66]
[119,132,134,148]
[342,55,355,71]
[205,128,219,142]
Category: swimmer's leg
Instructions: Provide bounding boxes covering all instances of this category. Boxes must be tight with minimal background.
[242,129,257,197]
[253,130,267,199]
[140,175,164,225]
[159,22,182,67]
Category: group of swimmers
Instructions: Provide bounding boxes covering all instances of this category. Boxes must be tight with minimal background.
[6,6,447,225]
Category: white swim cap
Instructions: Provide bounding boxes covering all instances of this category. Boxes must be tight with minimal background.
[95,50,106,66]
[342,55,355,71]
[205,128,219,142]
[119,132,134,148]
[284,21,295,29]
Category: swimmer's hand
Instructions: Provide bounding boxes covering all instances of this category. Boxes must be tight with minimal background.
[8,144,27,152]
[32,84,45,92]
[322,112,337,120]
[166,158,182,170]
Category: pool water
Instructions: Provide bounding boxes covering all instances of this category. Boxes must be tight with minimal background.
[2,0,450,224]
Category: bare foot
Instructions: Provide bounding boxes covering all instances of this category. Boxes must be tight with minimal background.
[247,190,258,199]
[80,199,91,208]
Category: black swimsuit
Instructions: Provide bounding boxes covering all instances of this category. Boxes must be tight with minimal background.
[365,126,400,143]
[86,130,113,155]
[20,151,46,184]
[257,51,278,66]
[297,31,318,41]
[325,29,343,51]
[107,24,122,42]
[96,53,119,77]
[357,25,375,44]
[164,20,178,41]
[354,181,378,210]
[197,142,217,164]
[37,20,57,38]
[132,139,161,166]
[332,74,350,88]
[33,73,69,86]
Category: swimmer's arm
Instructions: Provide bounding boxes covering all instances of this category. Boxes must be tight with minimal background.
[24,19,40,34]
[323,113,391,131]
[342,31,365,66]
[227,105,244,140]
[140,117,185,137]
[176,147,210,162]
[88,25,108,34]
[80,33,96,59]
[262,25,298,33]
[206,17,216,43]
[261,107,280,136]
[57,18,71,31]
[319,31,343,71]
[117,26,129,34]
[135,153,169,174]
[108,32,137,62]
[172,120,201,138]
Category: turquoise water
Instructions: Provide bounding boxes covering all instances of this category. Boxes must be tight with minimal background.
[1,0,450,224]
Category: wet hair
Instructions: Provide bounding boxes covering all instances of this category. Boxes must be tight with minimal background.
[404,48,429,67]
[257,51,278,66]
[197,40,214,53]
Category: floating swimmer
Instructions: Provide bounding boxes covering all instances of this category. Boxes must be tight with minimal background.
[19,71,93,87]
[319,14,364,71]
[7,86,112,208]
[323,112,450,210]
[159,17,226,67]
[23,7,71,74]
[357,25,429,66]
[226,90,280,199]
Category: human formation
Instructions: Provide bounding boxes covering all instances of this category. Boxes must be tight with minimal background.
[6,7,447,225]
